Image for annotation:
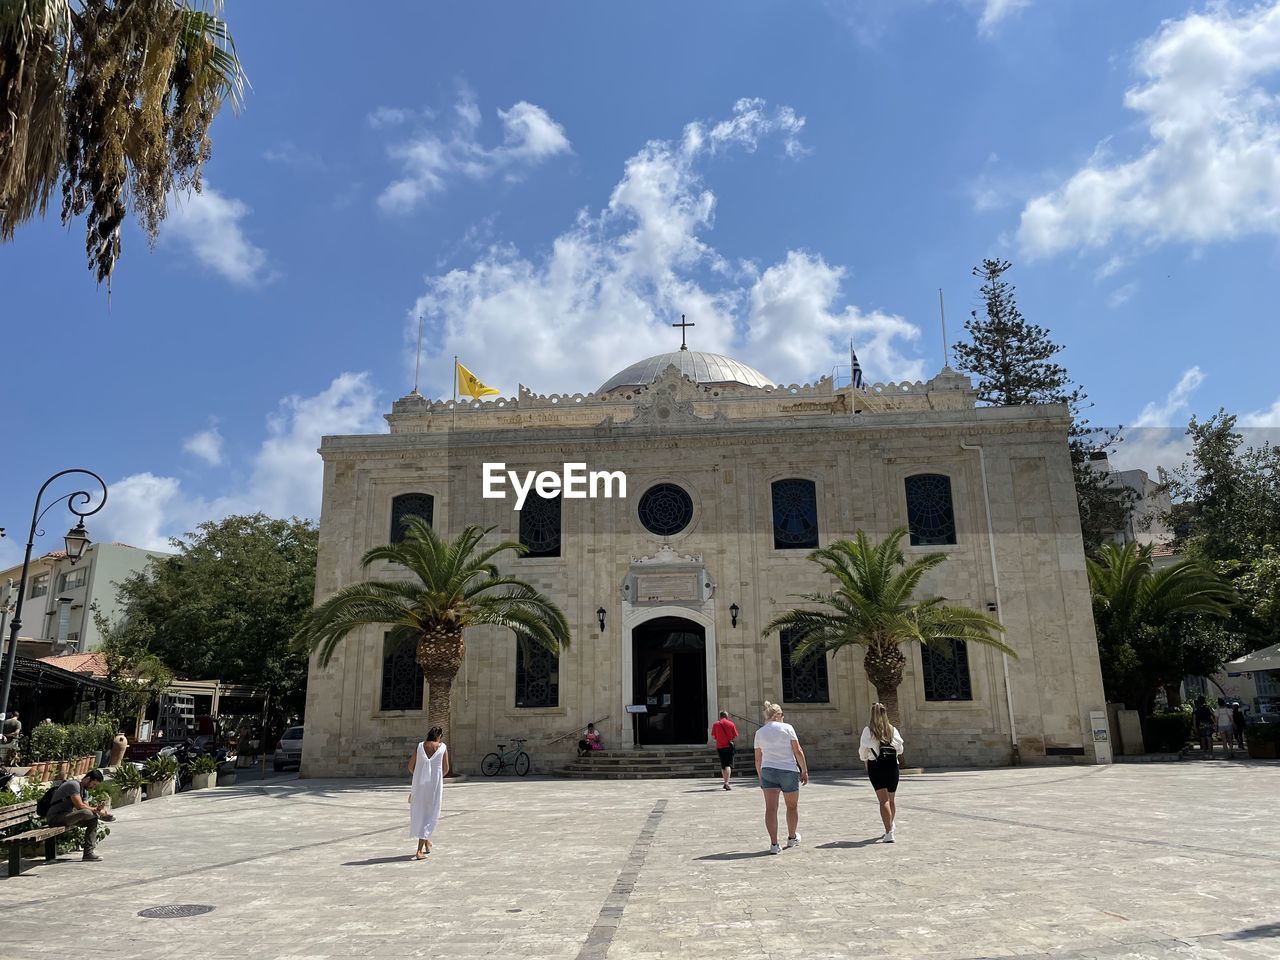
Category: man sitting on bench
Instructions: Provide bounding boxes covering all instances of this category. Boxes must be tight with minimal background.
[45,769,114,862]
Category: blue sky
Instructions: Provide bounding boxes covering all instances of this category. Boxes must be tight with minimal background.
[2,0,1279,561]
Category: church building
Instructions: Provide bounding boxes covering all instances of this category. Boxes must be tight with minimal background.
[301,343,1109,776]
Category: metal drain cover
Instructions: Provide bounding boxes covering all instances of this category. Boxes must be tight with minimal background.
[138,904,215,919]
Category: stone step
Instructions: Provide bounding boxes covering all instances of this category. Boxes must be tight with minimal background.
[560,768,721,773]
[554,768,728,780]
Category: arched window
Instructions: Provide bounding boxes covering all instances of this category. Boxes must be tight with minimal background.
[515,636,559,708]
[772,479,819,550]
[390,493,434,544]
[905,474,956,546]
[381,632,424,712]
[922,639,973,701]
[638,483,694,537]
[519,493,561,558]
[780,627,829,703]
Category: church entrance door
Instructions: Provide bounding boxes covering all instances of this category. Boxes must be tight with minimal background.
[632,616,707,745]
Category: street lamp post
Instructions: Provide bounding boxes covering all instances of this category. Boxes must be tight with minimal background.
[0,469,108,723]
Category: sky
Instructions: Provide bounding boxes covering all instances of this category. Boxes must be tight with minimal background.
[2,0,1279,563]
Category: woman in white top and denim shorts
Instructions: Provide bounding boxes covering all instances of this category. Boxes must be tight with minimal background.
[753,700,810,854]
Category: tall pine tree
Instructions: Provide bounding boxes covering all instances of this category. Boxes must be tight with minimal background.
[953,259,1131,553]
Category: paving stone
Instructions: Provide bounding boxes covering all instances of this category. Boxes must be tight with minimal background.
[0,764,1276,959]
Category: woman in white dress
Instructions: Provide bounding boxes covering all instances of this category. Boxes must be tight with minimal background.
[408,726,449,860]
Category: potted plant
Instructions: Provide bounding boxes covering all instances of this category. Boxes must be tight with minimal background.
[188,755,218,790]
[1247,722,1280,760]
[216,759,238,787]
[111,763,144,807]
[29,723,67,779]
[142,755,179,799]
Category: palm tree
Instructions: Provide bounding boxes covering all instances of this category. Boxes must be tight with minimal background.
[1,0,247,285]
[294,519,571,741]
[1087,541,1235,710]
[762,528,1011,723]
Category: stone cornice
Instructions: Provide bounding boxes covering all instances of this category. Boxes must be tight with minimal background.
[323,403,1072,461]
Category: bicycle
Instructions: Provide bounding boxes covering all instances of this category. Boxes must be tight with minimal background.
[481,737,531,776]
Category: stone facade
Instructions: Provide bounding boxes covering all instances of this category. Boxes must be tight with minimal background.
[302,360,1108,776]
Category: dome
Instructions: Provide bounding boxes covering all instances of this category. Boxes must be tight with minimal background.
[597,350,773,393]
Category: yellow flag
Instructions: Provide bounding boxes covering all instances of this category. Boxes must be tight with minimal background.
[456,360,499,400]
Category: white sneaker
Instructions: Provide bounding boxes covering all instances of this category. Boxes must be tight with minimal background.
[785,834,801,849]
[769,843,782,855]
[883,830,895,843]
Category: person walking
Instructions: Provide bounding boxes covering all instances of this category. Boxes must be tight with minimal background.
[1232,702,1247,752]
[1215,698,1236,758]
[859,703,904,843]
[1193,696,1214,755]
[408,726,449,860]
[712,710,739,790]
[753,700,809,854]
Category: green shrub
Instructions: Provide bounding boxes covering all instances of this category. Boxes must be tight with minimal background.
[188,755,218,775]
[111,763,143,790]
[27,723,68,762]
[142,755,178,783]
[63,723,93,759]
[1143,711,1193,753]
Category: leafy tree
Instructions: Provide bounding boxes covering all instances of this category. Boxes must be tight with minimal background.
[953,259,1132,553]
[110,514,317,717]
[1087,541,1236,711]
[1160,412,1280,651]
[0,0,247,285]
[761,528,1011,724]
[1161,411,1280,562]
[294,520,571,742]
[94,607,174,729]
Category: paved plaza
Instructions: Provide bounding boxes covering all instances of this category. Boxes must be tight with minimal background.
[1,763,1277,960]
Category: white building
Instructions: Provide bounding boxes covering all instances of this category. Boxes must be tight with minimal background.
[1086,452,1173,548]
[1,542,172,656]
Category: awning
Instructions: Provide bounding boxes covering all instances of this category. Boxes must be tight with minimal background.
[7,655,117,694]
[1225,642,1280,673]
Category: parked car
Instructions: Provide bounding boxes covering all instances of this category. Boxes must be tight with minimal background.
[273,726,304,771]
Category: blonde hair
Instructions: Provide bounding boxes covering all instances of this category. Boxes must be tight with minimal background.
[869,703,893,743]
[762,700,784,722]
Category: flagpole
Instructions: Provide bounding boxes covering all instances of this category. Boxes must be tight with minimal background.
[849,338,855,388]
[938,288,949,367]
[413,316,424,394]
[453,355,458,404]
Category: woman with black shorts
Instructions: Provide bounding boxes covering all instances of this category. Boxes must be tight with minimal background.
[858,702,904,843]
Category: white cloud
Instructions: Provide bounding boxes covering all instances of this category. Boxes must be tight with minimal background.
[1116,367,1280,475]
[1019,2,1280,259]
[183,425,224,466]
[1106,281,1139,309]
[1133,366,1206,429]
[413,99,923,396]
[94,375,384,550]
[250,373,383,518]
[1111,366,1206,475]
[978,0,1032,36]
[164,185,271,286]
[1241,397,1280,428]
[376,95,571,214]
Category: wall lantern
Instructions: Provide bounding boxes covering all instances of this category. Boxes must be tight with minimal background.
[729,603,740,628]
[597,607,607,631]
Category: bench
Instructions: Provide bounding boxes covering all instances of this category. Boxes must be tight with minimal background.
[0,801,67,878]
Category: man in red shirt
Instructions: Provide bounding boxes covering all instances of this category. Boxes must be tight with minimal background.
[711,711,739,790]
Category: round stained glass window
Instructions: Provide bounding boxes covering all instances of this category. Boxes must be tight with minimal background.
[638,483,694,537]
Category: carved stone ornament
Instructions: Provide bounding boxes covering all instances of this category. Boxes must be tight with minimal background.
[620,543,716,605]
